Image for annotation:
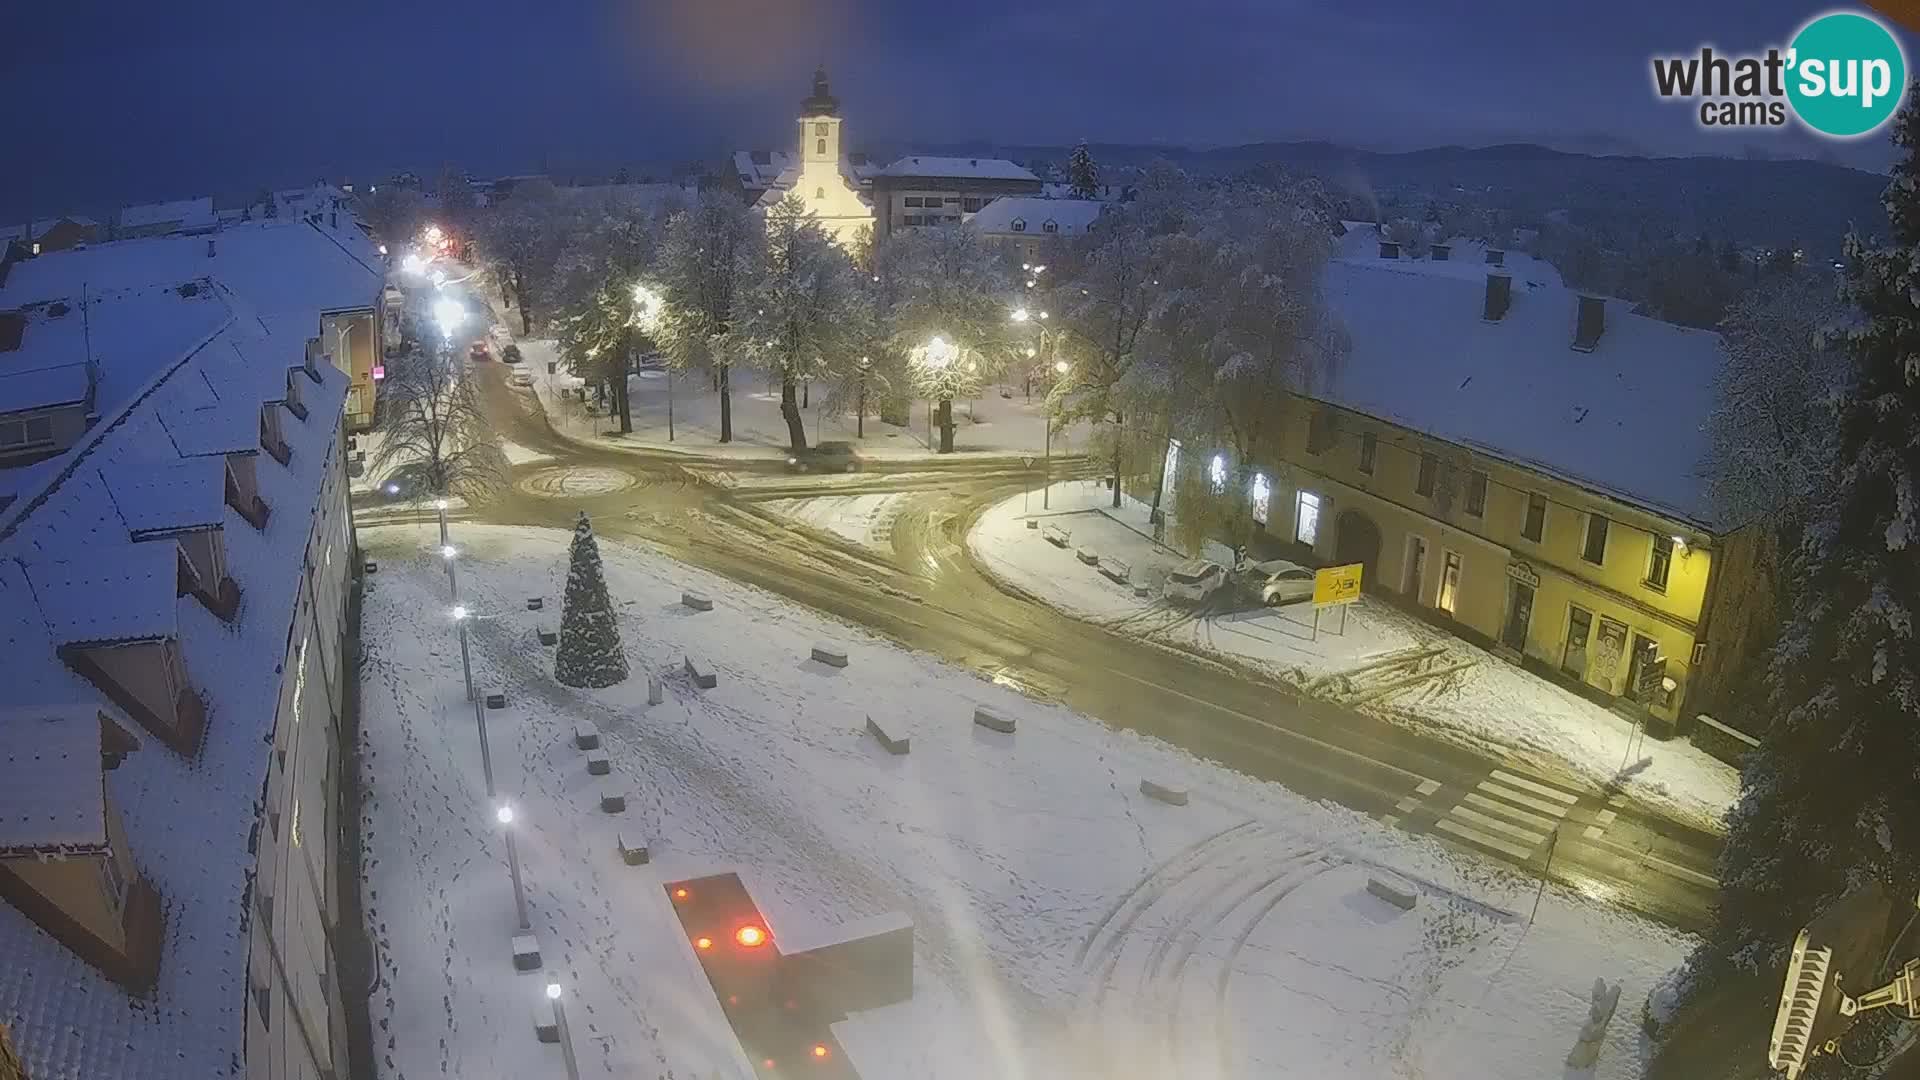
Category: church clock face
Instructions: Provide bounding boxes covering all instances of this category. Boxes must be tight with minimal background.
[815,122,829,136]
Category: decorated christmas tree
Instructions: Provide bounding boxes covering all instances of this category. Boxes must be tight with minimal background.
[554,512,629,688]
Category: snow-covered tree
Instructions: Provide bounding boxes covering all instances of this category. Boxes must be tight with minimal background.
[368,335,508,504]
[1672,93,1920,1052]
[654,192,755,443]
[554,512,629,689]
[1067,141,1100,200]
[729,196,870,451]
[878,225,1016,452]
[360,186,428,249]
[473,182,562,335]
[548,188,682,431]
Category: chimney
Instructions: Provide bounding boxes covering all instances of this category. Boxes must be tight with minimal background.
[1483,273,1512,322]
[1485,247,1506,266]
[1572,295,1606,352]
[1431,243,1451,261]
[1378,240,1400,260]
[206,238,216,258]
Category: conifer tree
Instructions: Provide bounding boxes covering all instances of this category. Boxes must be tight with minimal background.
[554,512,629,688]
[1067,141,1100,200]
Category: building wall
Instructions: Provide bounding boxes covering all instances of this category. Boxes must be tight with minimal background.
[872,177,1043,239]
[318,312,379,433]
[1258,399,1719,723]
[243,423,353,1080]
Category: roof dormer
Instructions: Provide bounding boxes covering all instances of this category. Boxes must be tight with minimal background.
[260,403,291,467]
[225,450,270,530]
[101,461,241,621]
[282,367,308,423]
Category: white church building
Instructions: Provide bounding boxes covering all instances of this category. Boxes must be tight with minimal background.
[750,69,875,248]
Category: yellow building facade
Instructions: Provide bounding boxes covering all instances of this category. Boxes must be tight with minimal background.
[1259,398,1721,727]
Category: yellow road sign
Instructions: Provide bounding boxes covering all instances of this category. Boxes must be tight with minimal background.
[1313,562,1364,607]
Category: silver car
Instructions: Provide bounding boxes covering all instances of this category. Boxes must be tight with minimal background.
[1251,559,1316,606]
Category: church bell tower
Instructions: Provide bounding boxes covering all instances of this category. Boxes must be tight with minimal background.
[799,67,842,167]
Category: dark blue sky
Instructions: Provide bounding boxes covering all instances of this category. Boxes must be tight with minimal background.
[0,0,1907,221]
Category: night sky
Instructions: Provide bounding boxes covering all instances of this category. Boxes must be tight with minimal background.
[1,0,1910,221]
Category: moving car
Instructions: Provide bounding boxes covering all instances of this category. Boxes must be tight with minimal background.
[1163,559,1228,603]
[1251,559,1316,606]
[469,341,490,362]
[786,441,862,473]
[501,343,522,364]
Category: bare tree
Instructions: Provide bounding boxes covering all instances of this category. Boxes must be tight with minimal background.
[369,336,508,503]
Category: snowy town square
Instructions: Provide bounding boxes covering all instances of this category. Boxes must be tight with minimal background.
[6,5,1920,1080]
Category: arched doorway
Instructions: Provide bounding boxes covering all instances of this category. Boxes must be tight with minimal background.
[1334,510,1382,584]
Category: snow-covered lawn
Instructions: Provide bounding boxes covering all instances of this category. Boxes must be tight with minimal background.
[518,335,1090,461]
[760,493,910,549]
[968,482,1739,834]
[358,521,1689,1079]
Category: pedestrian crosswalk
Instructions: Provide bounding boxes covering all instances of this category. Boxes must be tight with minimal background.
[1431,768,1580,861]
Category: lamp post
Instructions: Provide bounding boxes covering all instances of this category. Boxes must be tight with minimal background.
[452,607,493,795]
[452,604,475,703]
[496,803,530,930]
[546,982,582,1080]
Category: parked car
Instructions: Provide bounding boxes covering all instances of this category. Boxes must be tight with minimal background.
[469,341,491,362]
[1251,559,1316,606]
[785,441,862,473]
[489,324,514,348]
[510,369,534,388]
[1163,559,1228,603]
[501,343,522,364]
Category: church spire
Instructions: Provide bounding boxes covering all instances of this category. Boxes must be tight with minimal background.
[801,67,840,117]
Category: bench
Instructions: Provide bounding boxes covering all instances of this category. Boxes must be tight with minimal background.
[811,642,849,668]
[1099,558,1132,584]
[972,707,1016,735]
[586,750,611,776]
[572,722,600,751]
[538,628,558,646]
[617,834,650,866]
[1043,524,1071,548]
[866,716,911,755]
[512,934,542,972]
[1075,547,1100,566]
[526,596,544,611]
[681,590,713,612]
[1139,779,1189,806]
[683,656,716,689]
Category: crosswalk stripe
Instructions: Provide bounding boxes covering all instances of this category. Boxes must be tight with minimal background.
[1381,813,1400,827]
[1488,769,1579,804]
[1461,792,1560,831]
[1415,779,1442,796]
[1449,804,1548,844]
[1395,796,1421,813]
[1475,780,1576,818]
[1435,818,1538,860]
[1593,809,1618,826]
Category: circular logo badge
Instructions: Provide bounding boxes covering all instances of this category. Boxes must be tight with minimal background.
[1786,12,1906,138]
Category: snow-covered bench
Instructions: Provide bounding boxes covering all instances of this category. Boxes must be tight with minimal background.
[1075,547,1100,566]
[485,690,506,710]
[526,596,544,611]
[1140,779,1189,806]
[1043,524,1071,548]
[972,707,1016,735]
[811,642,849,668]
[683,656,717,689]
[1099,558,1132,584]
[866,716,911,755]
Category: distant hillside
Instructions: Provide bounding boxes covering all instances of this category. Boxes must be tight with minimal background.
[895,139,1888,259]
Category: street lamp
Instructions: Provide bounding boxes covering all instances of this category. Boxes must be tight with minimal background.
[496,803,530,930]
[545,982,582,1080]
[432,297,465,341]
[1010,307,1030,323]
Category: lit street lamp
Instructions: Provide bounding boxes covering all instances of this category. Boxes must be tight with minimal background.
[432,297,465,341]
[496,803,530,930]
[546,982,582,1080]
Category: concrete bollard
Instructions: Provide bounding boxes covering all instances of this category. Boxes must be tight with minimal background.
[617,834,649,866]
[972,707,1016,734]
[1026,519,1039,529]
[866,716,911,755]
[1366,873,1419,911]
[586,750,610,776]
[537,628,558,646]
[682,590,713,612]
[648,673,664,705]
[811,642,849,668]
[1140,779,1189,806]
[600,788,627,814]
[682,656,717,690]
[533,1007,559,1043]
[485,691,506,710]
[573,723,600,751]
[526,597,544,611]
[512,934,541,972]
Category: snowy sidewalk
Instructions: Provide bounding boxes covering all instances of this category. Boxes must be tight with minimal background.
[358,521,1692,1079]
[967,482,1740,833]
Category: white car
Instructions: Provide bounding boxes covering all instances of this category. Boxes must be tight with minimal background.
[1252,559,1316,606]
[1163,560,1228,603]
[489,324,514,349]
[510,369,534,388]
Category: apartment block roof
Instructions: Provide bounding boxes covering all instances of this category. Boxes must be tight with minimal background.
[879,156,1041,183]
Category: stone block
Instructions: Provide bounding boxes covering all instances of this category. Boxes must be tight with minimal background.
[1140,779,1189,806]
[363,561,378,573]
[600,788,627,814]
[533,1006,558,1043]
[682,590,713,612]
[526,596,544,611]
[1133,584,1152,597]
[618,834,649,866]
[586,750,610,776]
[1075,547,1100,565]
[811,642,849,668]
[512,934,541,971]
[1366,873,1418,911]
[485,691,506,709]
[683,656,716,690]
[538,628,558,646]
[1025,519,1039,529]
[572,723,600,751]
[972,707,1016,734]
[866,716,910,755]
[647,673,664,705]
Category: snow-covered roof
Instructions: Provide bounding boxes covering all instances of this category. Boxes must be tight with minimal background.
[733,149,794,189]
[0,706,107,855]
[0,217,98,243]
[0,284,351,1076]
[1335,221,1563,287]
[116,197,215,233]
[967,197,1104,236]
[880,156,1041,183]
[1320,254,1722,528]
[0,286,231,421]
[100,460,224,535]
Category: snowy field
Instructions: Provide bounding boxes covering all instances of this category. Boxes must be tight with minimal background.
[358,521,1689,1079]
[759,492,910,549]
[517,335,1090,460]
[968,482,1739,833]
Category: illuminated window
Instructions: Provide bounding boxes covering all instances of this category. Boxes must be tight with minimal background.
[1207,454,1227,494]
[1250,473,1271,525]
[1646,535,1673,590]
[1437,551,1462,615]
[1294,490,1321,546]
